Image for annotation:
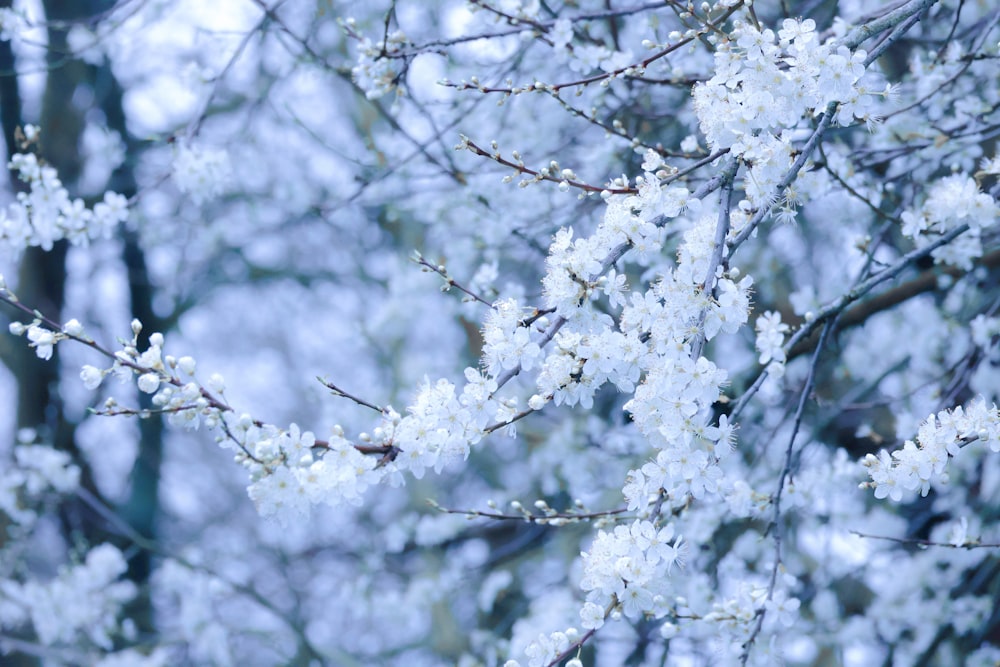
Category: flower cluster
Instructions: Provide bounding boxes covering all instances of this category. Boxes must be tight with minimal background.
[479,135,753,655]
[970,313,1000,349]
[899,174,999,270]
[862,398,1000,501]
[74,315,393,523]
[541,226,617,319]
[154,560,233,667]
[8,2,1000,663]
[694,18,874,151]
[703,584,801,644]
[518,628,579,667]
[578,519,684,629]
[755,310,789,368]
[344,17,407,100]
[171,142,233,204]
[243,421,380,524]
[7,288,515,526]
[621,416,732,513]
[0,6,27,42]
[546,15,634,77]
[616,221,749,511]
[482,298,542,375]
[0,151,128,252]
[390,367,504,476]
[7,313,88,362]
[693,18,879,208]
[0,544,136,649]
[0,441,80,525]
[78,319,226,430]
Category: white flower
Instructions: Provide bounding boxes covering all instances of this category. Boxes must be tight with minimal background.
[177,356,197,375]
[778,18,816,47]
[980,154,1000,176]
[27,325,55,360]
[527,394,547,411]
[764,590,801,628]
[549,18,572,50]
[641,148,664,172]
[80,365,104,390]
[208,373,226,393]
[137,373,161,394]
[62,319,84,337]
[947,516,970,547]
[725,480,755,517]
[621,582,653,618]
[622,468,648,512]
[755,310,788,365]
[94,191,128,227]
[580,601,605,629]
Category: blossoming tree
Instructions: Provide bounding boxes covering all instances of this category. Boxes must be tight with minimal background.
[1,0,999,665]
